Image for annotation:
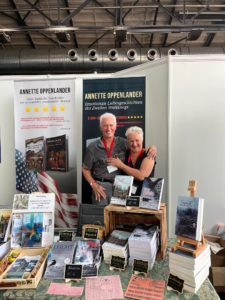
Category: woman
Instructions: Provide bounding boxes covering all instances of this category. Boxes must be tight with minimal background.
[107,126,155,196]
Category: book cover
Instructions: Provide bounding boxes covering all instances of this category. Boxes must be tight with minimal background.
[140,177,164,210]
[46,134,68,172]
[0,209,12,243]
[4,255,41,279]
[175,196,204,241]
[21,213,43,247]
[25,136,45,172]
[74,240,101,278]
[111,175,134,206]
[44,241,76,279]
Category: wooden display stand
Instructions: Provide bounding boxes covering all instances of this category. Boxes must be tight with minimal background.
[104,203,167,259]
[171,180,206,257]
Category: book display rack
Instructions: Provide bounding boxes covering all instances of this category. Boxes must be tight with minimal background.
[172,180,206,258]
[104,203,167,259]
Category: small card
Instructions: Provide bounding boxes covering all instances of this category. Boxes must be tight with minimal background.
[110,256,126,270]
[59,231,74,241]
[107,165,118,173]
[83,227,99,240]
[167,273,184,293]
[126,196,140,207]
[133,259,148,274]
[64,264,82,280]
[131,185,137,194]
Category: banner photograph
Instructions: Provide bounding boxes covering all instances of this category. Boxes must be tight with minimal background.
[83,76,146,156]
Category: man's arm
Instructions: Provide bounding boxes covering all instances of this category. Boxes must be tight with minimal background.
[82,167,106,201]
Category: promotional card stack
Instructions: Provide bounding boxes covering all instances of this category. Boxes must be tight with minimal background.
[169,181,211,293]
[0,193,55,289]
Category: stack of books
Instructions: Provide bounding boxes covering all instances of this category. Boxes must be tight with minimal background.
[128,225,159,270]
[74,239,101,277]
[169,244,211,293]
[102,230,131,265]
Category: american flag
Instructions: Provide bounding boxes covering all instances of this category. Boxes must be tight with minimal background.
[37,171,79,228]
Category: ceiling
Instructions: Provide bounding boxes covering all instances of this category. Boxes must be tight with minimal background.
[1,0,225,50]
[0,0,225,74]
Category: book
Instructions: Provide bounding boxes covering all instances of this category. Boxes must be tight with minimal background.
[0,209,12,243]
[25,136,45,172]
[74,239,101,277]
[128,225,159,270]
[175,196,204,241]
[169,244,210,269]
[44,241,77,279]
[4,255,41,279]
[102,230,131,265]
[140,177,164,210]
[46,134,68,172]
[110,175,134,206]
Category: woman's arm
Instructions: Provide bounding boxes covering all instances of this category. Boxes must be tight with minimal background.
[107,157,155,181]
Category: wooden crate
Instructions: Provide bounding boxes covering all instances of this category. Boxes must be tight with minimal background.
[104,203,167,259]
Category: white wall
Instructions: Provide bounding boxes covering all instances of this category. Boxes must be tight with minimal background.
[169,55,225,236]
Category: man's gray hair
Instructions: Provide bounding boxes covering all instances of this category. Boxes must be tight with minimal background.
[125,126,144,140]
[99,113,117,128]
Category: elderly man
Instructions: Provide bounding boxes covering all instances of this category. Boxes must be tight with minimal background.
[82,113,156,205]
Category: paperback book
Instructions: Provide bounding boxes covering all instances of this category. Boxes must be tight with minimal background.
[4,255,41,279]
[44,241,77,279]
[74,239,101,277]
[175,196,204,241]
[25,136,45,172]
[111,175,134,206]
[140,177,164,210]
[46,134,68,172]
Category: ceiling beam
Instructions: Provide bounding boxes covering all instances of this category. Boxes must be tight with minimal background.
[64,0,78,48]
[9,0,35,48]
[149,0,160,48]
[60,0,92,25]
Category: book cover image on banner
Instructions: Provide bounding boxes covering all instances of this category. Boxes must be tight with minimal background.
[14,79,76,195]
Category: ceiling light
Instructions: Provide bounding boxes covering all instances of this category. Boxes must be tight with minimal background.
[56,32,70,43]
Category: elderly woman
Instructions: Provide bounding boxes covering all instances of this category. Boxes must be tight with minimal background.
[107,126,155,195]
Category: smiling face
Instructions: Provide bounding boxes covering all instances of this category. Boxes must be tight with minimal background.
[127,132,143,154]
[100,116,117,140]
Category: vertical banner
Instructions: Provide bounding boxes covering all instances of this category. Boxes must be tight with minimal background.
[82,76,145,203]
[83,76,145,156]
[14,79,78,228]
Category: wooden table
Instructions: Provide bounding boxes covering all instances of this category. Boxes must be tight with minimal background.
[104,203,167,259]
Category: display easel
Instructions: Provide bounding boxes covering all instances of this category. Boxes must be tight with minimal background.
[171,180,206,257]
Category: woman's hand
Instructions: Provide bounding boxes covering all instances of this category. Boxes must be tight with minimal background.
[146,145,157,159]
[106,157,123,168]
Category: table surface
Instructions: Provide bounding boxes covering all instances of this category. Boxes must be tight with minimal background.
[0,244,219,300]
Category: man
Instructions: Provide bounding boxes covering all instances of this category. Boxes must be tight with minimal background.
[82,113,156,205]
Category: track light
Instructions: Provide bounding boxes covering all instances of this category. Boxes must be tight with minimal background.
[56,32,70,43]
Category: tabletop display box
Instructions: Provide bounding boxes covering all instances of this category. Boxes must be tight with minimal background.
[0,193,55,290]
[205,234,225,293]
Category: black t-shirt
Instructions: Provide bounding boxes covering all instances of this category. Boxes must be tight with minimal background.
[124,149,156,196]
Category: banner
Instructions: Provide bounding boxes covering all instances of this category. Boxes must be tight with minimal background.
[82,76,145,203]
[14,79,78,227]
[83,76,145,156]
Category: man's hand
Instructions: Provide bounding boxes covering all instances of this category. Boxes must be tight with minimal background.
[92,182,107,201]
[146,145,157,159]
